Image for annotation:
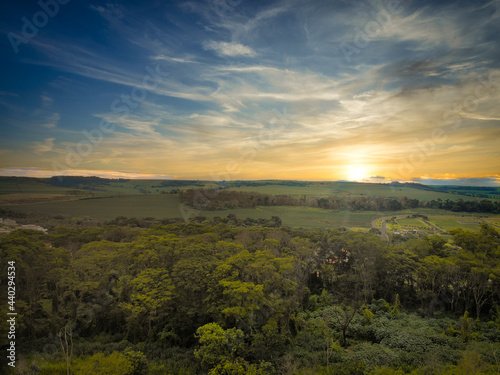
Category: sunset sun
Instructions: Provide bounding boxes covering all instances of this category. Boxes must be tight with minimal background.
[347,166,369,182]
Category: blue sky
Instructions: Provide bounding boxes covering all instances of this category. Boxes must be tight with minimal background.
[0,0,499,184]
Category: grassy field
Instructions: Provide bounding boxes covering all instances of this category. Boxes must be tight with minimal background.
[2,176,499,231]
[0,177,488,202]
[484,218,500,226]
[396,218,430,229]
[2,194,183,219]
[227,182,479,202]
[0,178,77,195]
[74,179,208,194]
[1,195,381,228]
[4,190,496,230]
[427,217,484,233]
[0,177,210,196]
[0,193,79,206]
[203,206,383,228]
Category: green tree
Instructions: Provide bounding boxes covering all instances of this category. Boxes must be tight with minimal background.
[194,322,245,370]
[123,268,174,340]
[208,250,297,332]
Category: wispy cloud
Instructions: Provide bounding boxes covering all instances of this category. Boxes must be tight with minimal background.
[42,113,60,129]
[31,138,56,154]
[0,167,174,179]
[204,41,257,57]
[1,0,499,182]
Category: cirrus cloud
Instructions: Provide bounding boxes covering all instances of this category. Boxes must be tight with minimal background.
[203,41,257,57]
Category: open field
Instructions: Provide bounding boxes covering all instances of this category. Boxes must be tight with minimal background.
[0,193,80,205]
[432,185,500,199]
[1,177,499,231]
[227,182,480,202]
[203,206,382,228]
[0,194,382,227]
[0,177,488,202]
[0,177,79,195]
[484,218,500,226]
[4,190,495,231]
[2,194,183,219]
[396,218,430,229]
[0,176,209,196]
[426,216,484,233]
[63,179,207,194]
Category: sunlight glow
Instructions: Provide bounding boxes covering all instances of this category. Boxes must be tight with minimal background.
[347,166,369,182]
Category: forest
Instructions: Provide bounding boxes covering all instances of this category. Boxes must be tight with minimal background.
[1,219,500,374]
[179,189,500,214]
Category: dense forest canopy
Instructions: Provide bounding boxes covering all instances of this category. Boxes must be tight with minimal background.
[1,219,499,374]
[180,189,500,214]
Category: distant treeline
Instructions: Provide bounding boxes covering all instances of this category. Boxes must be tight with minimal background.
[222,180,310,188]
[45,176,130,188]
[161,180,310,188]
[180,189,420,211]
[425,198,500,213]
[432,185,500,199]
[181,189,500,214]
[41,176,311,190]
[156,180,204,187]
[434,185,500,192]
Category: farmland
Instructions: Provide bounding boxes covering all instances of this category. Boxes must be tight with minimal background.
[396,217,430,229]
[226,181,481,202]
[0,177,81,195]
[427,216,485,233]
[202,206,383,229]
[0,192,406,228]
[0,177,488,201]
[1,177,500,233]
[2,194,183,220]
[4,191,499,234]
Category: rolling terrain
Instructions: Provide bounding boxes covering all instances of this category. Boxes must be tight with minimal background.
[1,177,499,233]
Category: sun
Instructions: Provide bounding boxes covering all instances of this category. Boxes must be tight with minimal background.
[347,166,369,182]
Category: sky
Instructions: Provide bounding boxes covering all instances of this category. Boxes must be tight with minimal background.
[0,0,499,185]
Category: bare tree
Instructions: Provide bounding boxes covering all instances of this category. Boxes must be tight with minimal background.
[58,326,73,375]
[332,303,358,347]
[470,268,492,319]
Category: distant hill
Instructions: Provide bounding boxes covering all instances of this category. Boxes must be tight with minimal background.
[1,175,498,201]
[388,181,435,191]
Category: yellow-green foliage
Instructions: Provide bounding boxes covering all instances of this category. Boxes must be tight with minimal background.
[195,323,245,370]
[363,308,374,325]
[73,352,133,375]
[369,367,405,375]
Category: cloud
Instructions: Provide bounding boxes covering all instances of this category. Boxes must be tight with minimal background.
[31,138,55,154]
[2,1,499,182]
[0,167,174,180]
[42,113,60,129]
[0,92,19,97]
[203,41,257,57]
[151,55,199,64]
[40,95,53,108]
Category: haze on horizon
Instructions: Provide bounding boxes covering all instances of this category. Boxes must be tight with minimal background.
[0,0,499,186]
